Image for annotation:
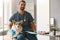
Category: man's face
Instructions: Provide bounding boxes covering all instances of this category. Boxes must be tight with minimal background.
[19,2,26,10]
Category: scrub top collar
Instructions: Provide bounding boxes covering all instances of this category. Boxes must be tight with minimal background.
[17,11,26,16]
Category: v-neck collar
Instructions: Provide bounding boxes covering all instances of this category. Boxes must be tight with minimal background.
[17,11,26,16]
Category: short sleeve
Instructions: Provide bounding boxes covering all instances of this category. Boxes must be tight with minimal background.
[28,13,34,22]
[9,14,15,22]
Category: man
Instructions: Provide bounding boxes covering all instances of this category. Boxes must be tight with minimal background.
[8,0,37,40]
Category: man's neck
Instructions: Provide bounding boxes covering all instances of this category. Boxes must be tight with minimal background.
[18,10,25,15]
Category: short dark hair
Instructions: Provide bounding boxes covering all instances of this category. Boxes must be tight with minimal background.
[19,0,26,4]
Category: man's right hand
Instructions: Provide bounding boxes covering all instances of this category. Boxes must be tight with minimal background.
[8,22,13,30]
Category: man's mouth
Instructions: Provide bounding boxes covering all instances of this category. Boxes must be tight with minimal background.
[20,7,25,10]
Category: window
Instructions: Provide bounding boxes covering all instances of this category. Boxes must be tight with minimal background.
[4,0,12,28]
[0,0,3,29]
[0,0,12,29]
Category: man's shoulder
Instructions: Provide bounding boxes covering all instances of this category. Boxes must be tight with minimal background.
[25,11,31,15]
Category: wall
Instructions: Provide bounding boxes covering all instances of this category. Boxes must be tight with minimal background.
[50,0,60,29]
[37,0,50,40]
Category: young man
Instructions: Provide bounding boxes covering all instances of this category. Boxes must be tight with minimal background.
[8,0,37,40]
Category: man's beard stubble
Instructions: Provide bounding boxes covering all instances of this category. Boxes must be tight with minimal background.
[20,7,25,10]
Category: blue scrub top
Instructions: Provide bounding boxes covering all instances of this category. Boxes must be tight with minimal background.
[9,11,34,32]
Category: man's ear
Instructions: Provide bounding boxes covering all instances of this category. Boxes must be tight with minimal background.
[12,20,16,24]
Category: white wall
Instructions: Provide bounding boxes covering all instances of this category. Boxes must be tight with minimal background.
[37,0,50,40]
[50,0,60,29]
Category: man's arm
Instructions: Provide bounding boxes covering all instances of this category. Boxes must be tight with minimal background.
[8,22,13,30]
[8,14,15,30]
[30,21,36,32]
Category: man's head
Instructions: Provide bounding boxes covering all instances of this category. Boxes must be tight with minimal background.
[18,0,26,11]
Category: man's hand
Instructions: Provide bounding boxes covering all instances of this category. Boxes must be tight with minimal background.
[8,22,13,30]
[30,21,36,32]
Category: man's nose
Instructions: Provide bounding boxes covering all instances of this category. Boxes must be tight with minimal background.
[21,5,25,7]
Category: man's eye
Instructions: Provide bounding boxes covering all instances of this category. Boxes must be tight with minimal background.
[21,4,23,5]
[21,4,25,6]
